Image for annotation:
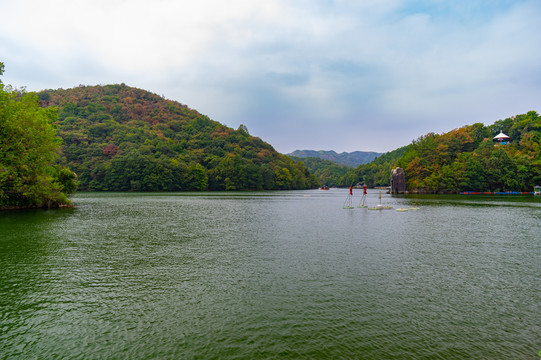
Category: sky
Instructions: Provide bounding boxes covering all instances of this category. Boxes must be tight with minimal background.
[1,0,540,153]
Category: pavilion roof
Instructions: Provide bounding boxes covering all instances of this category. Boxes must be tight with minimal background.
[493,131,510,140]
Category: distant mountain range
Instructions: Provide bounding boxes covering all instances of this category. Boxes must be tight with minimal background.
[288,150,383,167]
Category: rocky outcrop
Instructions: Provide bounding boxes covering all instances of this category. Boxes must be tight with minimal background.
[390,167,406,194]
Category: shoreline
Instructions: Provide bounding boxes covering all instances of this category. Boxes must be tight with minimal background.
[0,203,74,212]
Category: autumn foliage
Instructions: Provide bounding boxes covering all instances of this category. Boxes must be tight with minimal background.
[352,113,541,193]
[38,84,318,191]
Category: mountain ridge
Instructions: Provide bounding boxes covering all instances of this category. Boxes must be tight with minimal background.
[288,149,383,167]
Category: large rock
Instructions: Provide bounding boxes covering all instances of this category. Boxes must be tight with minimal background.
[390,167,406,194]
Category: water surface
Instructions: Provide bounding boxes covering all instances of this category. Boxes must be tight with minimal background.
[1,190,540,359]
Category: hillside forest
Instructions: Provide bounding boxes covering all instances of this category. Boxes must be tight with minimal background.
[289,156,353,187]
[38,84,319,192]
[3,63,540,202]
[349,112,541,193]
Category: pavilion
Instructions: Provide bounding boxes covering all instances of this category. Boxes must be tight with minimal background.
[493,131,512,145]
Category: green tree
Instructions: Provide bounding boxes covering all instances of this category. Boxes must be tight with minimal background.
[486,147,516,191]
[0,62,76,207]
[462,153,487,191]
[186,163,208,190]
[275,168,293,189]
[440,160,466,193]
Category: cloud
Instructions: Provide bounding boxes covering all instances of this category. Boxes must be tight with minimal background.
[1,0,540,152]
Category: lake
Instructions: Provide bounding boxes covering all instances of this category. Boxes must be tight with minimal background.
[1,190,540,359]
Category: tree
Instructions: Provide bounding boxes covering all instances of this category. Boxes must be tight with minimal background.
[0,62,77,207]
[462,153,486,191]
[486,147,516,191]
[238,124,249,134]
[186,163,208,190]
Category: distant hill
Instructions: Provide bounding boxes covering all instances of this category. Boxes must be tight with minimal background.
[288,150,383,167]
[38,84,319,191]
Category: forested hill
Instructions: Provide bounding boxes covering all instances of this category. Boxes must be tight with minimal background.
[289,156,353,187]
[38,84,318,191]
[288,150,382,167]
[349,111,541,193]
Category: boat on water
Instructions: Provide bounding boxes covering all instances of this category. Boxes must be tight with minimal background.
[535,186,541,195]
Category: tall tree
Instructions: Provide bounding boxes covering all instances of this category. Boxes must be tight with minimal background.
[0,62,77,208]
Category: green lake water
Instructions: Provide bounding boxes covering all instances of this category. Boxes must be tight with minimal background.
[1,190,540,359]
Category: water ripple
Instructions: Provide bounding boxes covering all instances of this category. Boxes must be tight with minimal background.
[1,191,540,359]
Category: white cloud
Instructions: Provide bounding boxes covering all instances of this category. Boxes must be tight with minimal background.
[1,0,540,152]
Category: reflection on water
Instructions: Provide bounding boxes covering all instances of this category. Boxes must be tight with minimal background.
[1,190,540,359]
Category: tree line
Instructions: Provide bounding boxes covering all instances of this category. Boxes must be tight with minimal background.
[4,61,538,202]
[289,156,353,187]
